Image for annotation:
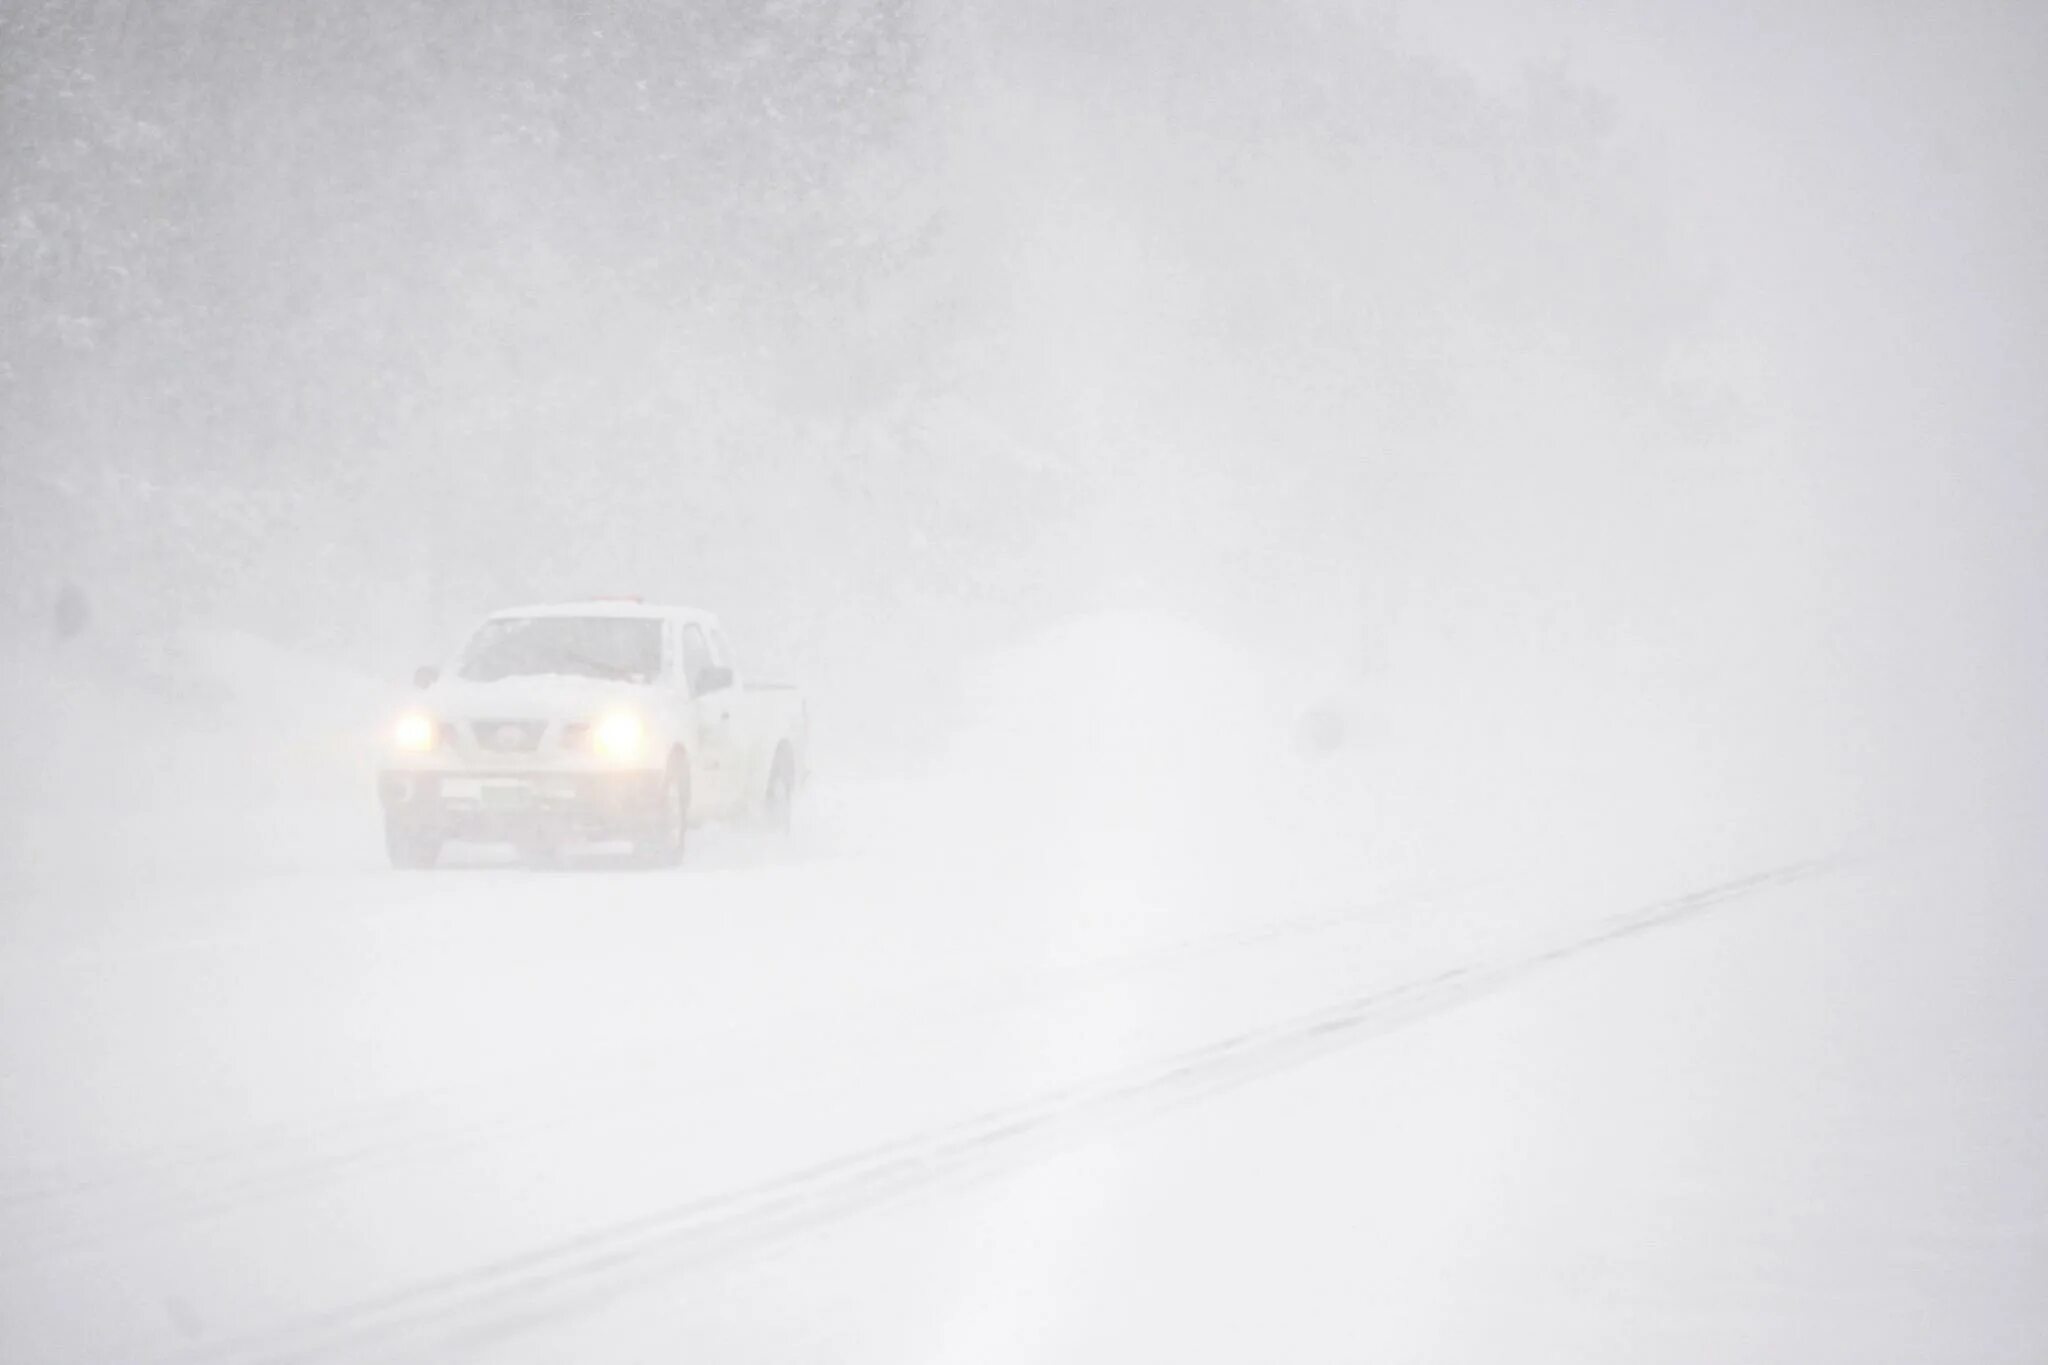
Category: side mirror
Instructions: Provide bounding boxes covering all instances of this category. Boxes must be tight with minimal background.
[693,664,734,696]
[413,666,440,689]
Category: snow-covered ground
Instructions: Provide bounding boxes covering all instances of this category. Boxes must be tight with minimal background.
[548,834,2039,1365]
[1,635,2039,1363]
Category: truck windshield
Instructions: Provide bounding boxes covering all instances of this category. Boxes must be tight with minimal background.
[456,617,662,684]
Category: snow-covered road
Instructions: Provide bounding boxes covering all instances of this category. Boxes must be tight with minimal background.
[2,797,2040,1364]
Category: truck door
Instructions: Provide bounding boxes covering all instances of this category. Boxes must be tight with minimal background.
[680,621,741,816]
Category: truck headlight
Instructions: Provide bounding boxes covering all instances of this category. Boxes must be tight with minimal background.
[394,712,439,752]
[593,711,646,760]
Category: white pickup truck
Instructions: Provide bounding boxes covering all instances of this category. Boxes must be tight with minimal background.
[377,601,807,868]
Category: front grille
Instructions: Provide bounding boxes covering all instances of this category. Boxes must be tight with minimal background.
[470,720,547,754]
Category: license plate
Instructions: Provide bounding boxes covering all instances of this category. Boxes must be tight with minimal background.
[440,779,533,808]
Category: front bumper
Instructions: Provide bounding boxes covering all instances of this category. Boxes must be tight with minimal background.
[378,768,666,842]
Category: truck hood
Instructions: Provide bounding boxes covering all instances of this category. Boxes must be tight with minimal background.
[422,673,654,722]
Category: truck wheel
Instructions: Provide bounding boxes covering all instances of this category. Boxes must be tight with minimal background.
[385,816,442,870]
[763,744,796,834]
[635,756,689,867]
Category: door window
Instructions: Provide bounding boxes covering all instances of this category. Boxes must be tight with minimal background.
[679,624,714,693]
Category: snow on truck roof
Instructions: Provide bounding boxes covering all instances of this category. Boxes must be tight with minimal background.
[487,600,717,624]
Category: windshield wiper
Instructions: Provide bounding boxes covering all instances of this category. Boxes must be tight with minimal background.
[550,650,639,681]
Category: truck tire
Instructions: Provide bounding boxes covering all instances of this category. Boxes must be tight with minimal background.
[635,755,689,867]
[763,744,796,834]
[385,816,442,870]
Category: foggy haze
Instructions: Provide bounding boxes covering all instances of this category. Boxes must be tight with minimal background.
[2,2,2044,1362]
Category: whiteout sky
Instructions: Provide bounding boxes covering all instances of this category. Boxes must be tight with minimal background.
[3,0,2040,831]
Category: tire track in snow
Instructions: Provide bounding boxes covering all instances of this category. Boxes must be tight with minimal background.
[0,874,1499,1264]
[150,858,1834,1365]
